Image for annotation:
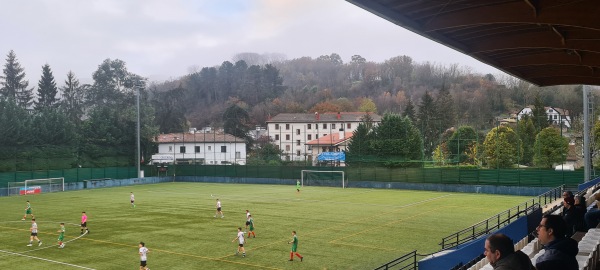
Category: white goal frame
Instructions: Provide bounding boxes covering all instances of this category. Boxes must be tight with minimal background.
[300,170,346,189]
[7,177,65,196]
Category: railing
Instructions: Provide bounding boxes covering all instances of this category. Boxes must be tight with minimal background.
[439,185,563,249]
[374,250,418,270]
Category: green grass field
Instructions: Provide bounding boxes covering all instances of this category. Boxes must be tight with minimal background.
[0,182,529,269]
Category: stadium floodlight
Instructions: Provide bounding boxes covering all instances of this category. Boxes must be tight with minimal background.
[300,170,345,188]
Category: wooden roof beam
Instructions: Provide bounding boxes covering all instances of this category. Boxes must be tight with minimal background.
[523,0,538,17]
[550,25,566,46]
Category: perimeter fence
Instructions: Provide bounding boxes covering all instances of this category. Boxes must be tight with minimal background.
[0,165,584,189]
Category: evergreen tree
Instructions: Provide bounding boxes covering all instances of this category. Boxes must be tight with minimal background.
[436,86,456,131]
[402,99,416,123]
[532,95,549,132]
[446,126,478,163]
[35,64,58,110]
[483,125,522,168]
[223,102,251,142]
[516,115,536,165]
[60,71,85,125]
[0,50,33,108]
[416,91,440,158]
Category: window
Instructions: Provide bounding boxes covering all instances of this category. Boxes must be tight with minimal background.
[286,134,290,140]
[316,134,319,139]
[179,146,186,153]
[307,134,312,140]
[324,134,328,137]
[208,146,212,151]
[275,124,279,130]
[235,152,241,159]
[332,124,336,129]
[286,124,290,130]
[275,134,279,140]
[285,145,291,151]
[323,123,327,129]
[168,146,173,152]
[296,140,300,146]
[322,147,327,152]
[296,150,301,156]
[347,123,351,129]
[307,124,312,130]
[221,146,226,153]
[195,146,200,153]
[296,129,300,135]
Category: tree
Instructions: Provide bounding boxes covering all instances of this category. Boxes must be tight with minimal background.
[309,101,340,113]
[532,94,549,132]
[60,71,86,125]
[35,64,59,110]
[416,91,440,158]
[533,127,568,168]
[0,50,33,108]
[369,114,423,167]
[358,98,377,113]
[516,115,536,165]
[87,58,142,106]
[446,126,478,164]
[483,125,522,168]
[247,137,283,165]
[223,102,251,142]
[346,121,373,165]
[436,86,455,131]
[403,99,416,123]
[152,84,188,133]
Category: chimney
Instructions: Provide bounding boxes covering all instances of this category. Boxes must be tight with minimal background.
[337,112,341,120]
[315,111,320,120]
[339,128,344,140]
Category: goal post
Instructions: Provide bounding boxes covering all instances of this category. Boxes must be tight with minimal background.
[7,177,64,196]
[300,170,346,188]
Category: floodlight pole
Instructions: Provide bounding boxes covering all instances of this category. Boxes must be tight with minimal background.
[584,85,591,182]
[136,82,142,178]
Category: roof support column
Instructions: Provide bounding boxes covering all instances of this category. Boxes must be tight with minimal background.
[584,85,591,182]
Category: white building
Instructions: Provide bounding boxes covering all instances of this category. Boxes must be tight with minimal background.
[266,112,381,162]
[517,106,571,128]
[152,131,246,165]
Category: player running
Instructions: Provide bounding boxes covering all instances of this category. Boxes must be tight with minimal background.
[214,199,224,218]
[57,223,65,248]
[288,231,303,262]
[232,227,246,257]
[139,242,150,270]
[296,180,301,193]
[130,192,136,208]
[81,212,89,235]
[27,218,42,247]
[247,215,256,238]
[22,200,34,220]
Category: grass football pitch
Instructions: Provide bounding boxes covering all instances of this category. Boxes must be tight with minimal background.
[0,182,529,269]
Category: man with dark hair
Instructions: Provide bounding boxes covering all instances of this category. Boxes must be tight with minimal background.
[484,233,533,270]
[535,214,578,270]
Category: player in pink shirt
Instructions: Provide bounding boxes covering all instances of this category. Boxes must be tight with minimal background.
[80,212,89,235]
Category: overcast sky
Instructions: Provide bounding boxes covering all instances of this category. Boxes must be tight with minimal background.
[0,0,502,85]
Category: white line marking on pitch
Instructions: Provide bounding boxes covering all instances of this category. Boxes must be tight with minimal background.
[0,249,96,269]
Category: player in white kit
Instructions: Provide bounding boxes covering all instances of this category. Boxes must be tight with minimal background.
[139,241,149,270]
[232,227,246,257]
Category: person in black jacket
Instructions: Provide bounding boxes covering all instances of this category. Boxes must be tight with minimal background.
[484,233,534,270]
[535,214,579,270]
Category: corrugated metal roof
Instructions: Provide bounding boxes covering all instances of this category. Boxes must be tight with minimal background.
[306,132,354,146]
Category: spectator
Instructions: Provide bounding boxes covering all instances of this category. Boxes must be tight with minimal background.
[573,195,587,232]
[484,233,534,270]
[562,197,577,236]
[584,193,600,229]
[561,191,574,216]
[535,215,578,270]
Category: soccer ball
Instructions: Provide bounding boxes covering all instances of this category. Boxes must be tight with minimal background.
[60,243,65,248]
[211,194,213,197]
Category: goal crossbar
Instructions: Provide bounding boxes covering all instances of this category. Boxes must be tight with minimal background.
[8,177,64,196]
[300,170,345,189]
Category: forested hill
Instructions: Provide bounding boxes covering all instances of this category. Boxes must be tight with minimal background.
[151,52,585,133]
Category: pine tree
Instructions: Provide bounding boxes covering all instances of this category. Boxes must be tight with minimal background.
[436,86,456,131]
[416,91,440,158]
[60,71,85,125]
[1,50,33,108]
[35,64,58,110]
[403,99,416,123]
[532,95,549,132]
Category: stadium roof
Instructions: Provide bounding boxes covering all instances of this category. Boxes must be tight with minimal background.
[346,0,600,86]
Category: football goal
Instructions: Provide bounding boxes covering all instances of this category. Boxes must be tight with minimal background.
[7,177,65,196]
[300,170,346,188]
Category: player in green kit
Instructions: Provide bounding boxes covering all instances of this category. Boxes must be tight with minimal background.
[22,200,34,220]
[288,231,303,262]
[296,180,301,193]
[57,223,65,248]
[247,215,256,238]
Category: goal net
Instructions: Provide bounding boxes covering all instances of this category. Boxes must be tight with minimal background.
[300,170,346,188]
[7,177,65,196]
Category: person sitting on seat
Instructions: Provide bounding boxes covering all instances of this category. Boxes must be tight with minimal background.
[484,233,534,270]
[535,214,579,270]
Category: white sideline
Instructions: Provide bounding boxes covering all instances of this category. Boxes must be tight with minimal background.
[0,249,96,269]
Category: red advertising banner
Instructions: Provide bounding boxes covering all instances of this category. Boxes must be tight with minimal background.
[19,186,42,195]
